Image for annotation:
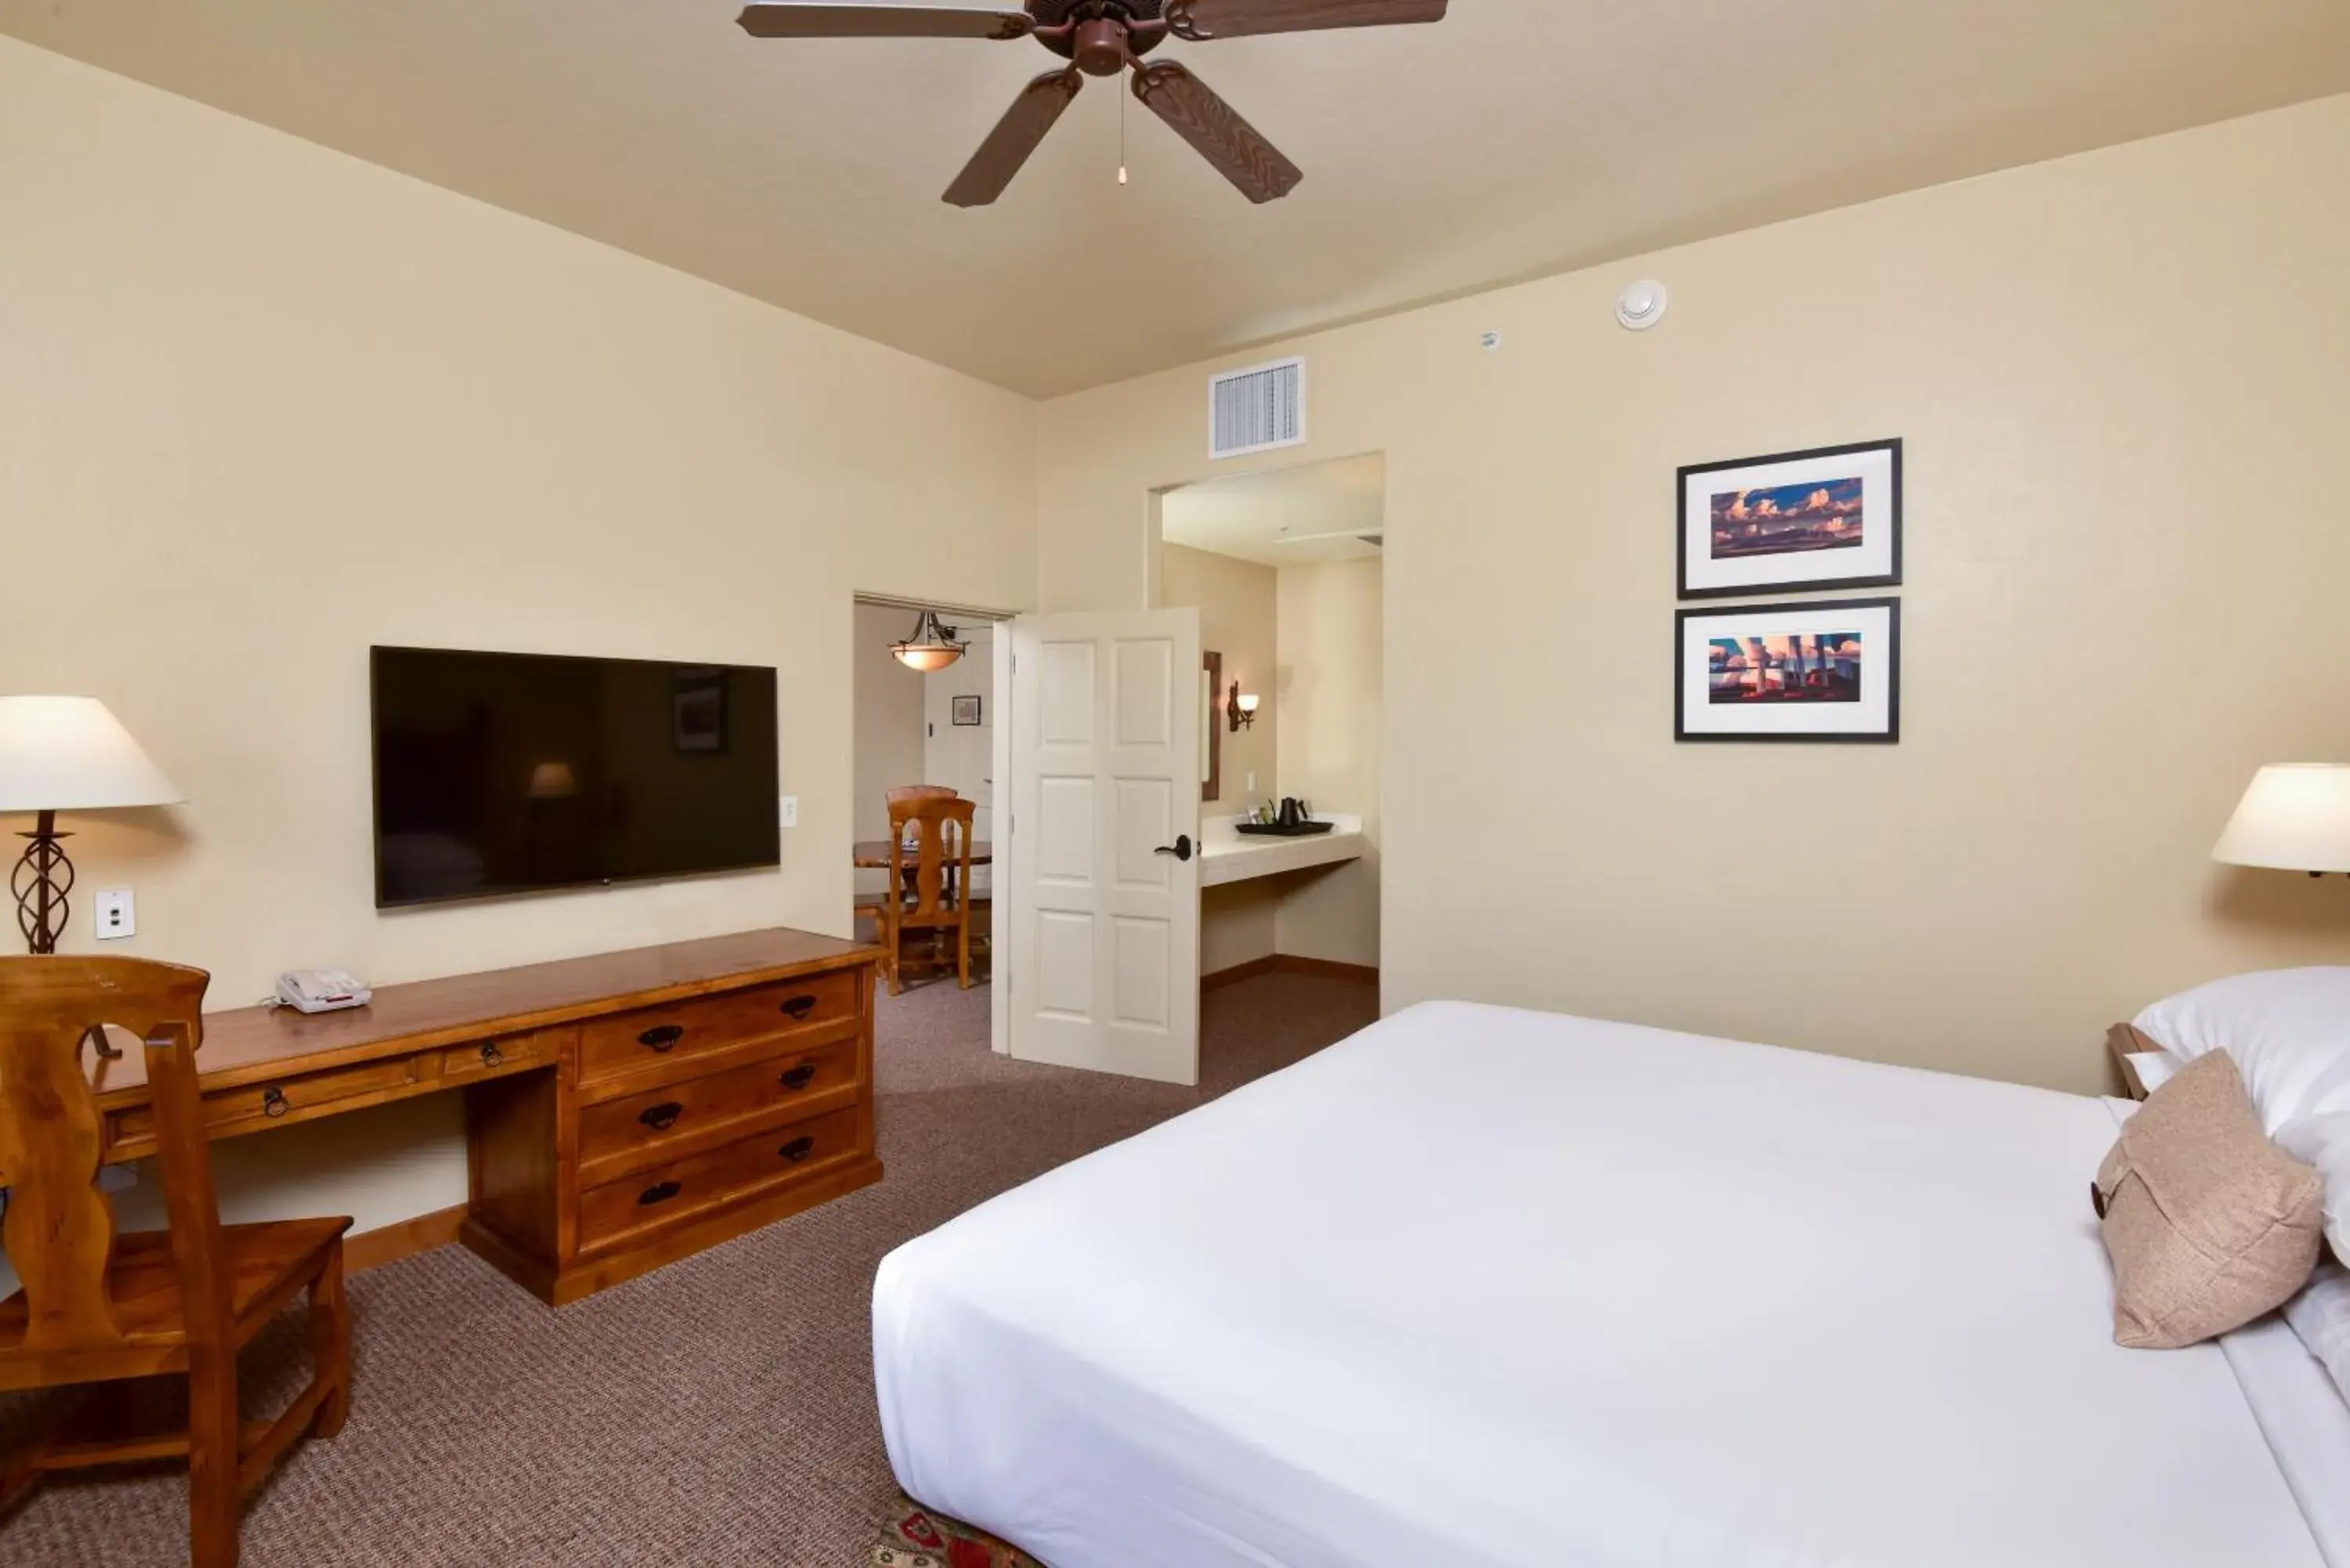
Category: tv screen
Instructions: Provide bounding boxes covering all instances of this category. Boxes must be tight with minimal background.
[371,645,780,907]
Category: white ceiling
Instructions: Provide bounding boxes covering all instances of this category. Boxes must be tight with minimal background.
[1161,452,1384,565]
[5,2,2346,397]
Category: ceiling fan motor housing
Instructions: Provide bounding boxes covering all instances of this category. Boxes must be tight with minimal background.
[1072,16,1130,73]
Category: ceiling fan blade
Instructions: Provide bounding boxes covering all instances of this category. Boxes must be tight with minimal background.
[1130,63,1302,204]
[736,4,1034,40]
[1166,0,1444,41]
[943,68,1083,207]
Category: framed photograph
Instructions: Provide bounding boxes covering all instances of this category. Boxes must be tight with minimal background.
[671,668,728,753]
[950,694,982,727]
[1676,597,1900,744]
[1678,438,1900,598]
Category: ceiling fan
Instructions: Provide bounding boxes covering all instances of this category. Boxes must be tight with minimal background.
[736,0,1448,206]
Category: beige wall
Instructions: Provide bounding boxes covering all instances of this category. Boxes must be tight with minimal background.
[0,38,1035,1246]
[1159,542,1281,972]
[1039,94,2350,1095]
[1159,543,1278,811]
[1275,559,1383,970]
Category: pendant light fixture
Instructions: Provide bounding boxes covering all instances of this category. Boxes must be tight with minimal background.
[891,609,968,673]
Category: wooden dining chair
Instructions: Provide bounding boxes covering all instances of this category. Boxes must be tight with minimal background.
[858,786,964,949]
[879,795,978,995]
[0,956,353,1568]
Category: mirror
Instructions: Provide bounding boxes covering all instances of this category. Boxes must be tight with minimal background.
[1202,651,1222,803]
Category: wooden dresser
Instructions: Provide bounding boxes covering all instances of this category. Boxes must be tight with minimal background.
[63,928,884,1307]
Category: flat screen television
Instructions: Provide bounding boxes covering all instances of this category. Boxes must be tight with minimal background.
[370,645,780,908]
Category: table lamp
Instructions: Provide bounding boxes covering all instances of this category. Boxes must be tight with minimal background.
[2212,764,2350,876]
[0,695,184,953]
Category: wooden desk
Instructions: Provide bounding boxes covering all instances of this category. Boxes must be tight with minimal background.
[40,928,886,1306]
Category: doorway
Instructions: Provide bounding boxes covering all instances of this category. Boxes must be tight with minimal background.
[851,595,1010,992]
[1153,453,1386,989]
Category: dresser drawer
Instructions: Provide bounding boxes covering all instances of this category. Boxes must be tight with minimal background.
[437,1024,569,1086]
[576,1104,863,1255]
[576,1036,859,1184]
[576,972,860,1086]
[115,1056,421,1145]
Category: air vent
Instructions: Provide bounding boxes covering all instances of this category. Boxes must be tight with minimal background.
[1208,356,1305,461]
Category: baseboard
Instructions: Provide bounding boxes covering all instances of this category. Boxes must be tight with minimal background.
[1202,953,1379,991]
[345,1202,469,1274]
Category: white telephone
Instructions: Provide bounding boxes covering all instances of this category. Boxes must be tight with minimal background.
[275,969,373,1014]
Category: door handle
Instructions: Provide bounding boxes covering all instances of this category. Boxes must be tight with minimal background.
[1153,834,1194,862]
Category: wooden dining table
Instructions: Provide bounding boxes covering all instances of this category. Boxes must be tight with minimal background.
[851,840,992,870]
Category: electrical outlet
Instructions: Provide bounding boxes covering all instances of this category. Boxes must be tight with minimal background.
[1246,771,1256,793]
[95,888,135,940]
[779,796,799,829]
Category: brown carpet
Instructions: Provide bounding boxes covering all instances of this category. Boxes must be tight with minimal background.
[0,970,1376,1567]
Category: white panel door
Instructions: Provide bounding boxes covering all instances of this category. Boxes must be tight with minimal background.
[1006,609,1202,1084]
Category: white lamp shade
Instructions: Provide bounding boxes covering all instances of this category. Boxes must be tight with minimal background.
[0,696,184,812]
[2213,764,2350,873]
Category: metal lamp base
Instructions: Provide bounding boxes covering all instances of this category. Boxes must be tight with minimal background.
[12,808,72,956]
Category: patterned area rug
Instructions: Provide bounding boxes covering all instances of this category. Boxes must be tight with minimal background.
[870,1495,1045,1566]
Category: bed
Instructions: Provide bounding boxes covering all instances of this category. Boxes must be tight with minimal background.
[873,1001,2350,1568]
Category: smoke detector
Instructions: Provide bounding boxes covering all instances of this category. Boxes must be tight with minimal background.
[1615,280,1668,331]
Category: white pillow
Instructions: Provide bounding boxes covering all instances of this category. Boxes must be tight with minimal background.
[2286,1262,2350,1409]
[2133,967,2350,1266]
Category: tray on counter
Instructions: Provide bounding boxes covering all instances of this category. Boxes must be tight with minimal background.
[1233,821,1336,837]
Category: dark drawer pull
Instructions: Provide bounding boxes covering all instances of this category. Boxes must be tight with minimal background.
[638,1101,684,1132]
[638,1024,685,1052]
[638,1180,682,1206]
[779,995,818,1021]
[779,1064,817,1091]
[779,1136,816,1163]
[262,1086,290,1118]
[480,1041,504,1068]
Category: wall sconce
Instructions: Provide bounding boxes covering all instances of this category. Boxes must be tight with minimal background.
[1227,682,1258,732]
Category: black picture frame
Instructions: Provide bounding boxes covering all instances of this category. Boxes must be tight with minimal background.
[1676,438,1903,599]
[950,694,982,727]
[1674,596,1901,744]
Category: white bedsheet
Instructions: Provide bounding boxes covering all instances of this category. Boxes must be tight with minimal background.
[873,1001,2323,1568]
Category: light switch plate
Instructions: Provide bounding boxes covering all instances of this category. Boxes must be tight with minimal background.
[779,796,799,829]
[95,888,135,940]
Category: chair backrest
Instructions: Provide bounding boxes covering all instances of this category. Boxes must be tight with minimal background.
[885,785,959,807]
[0,956,226,1353]
[886,796,976,924]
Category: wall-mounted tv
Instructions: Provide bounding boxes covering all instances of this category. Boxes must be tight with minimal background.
[371,645,779,908]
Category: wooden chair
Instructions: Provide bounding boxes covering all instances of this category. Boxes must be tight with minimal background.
[877,795,978,995]
[857,786,965,951]
[0,956,352,1567]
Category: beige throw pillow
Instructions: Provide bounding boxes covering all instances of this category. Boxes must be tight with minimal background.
[2095,1050,2323,1349]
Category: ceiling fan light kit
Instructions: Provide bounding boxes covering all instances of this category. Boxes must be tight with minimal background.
[736,0,1448,206]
